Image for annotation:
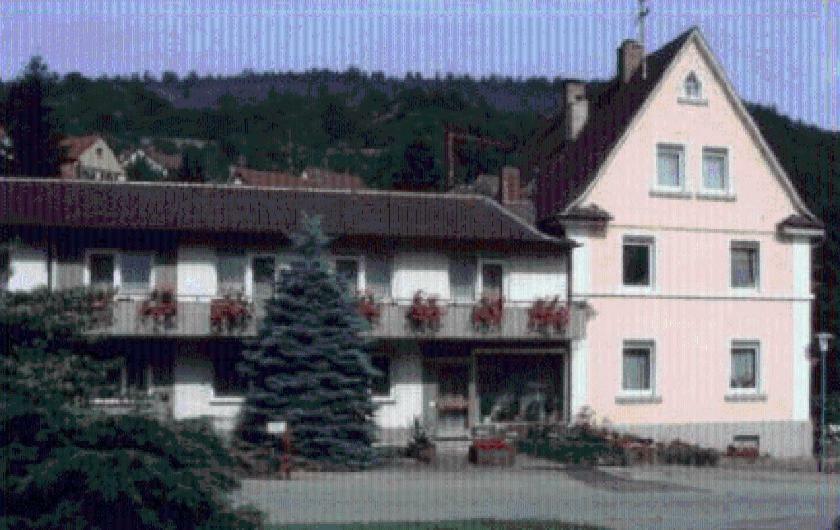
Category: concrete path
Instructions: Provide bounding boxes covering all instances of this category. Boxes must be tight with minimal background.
[234,465,840,529]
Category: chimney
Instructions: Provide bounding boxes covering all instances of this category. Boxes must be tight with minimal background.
[617,39,645,83]
[563,80,589,141]
[498,166,521,204]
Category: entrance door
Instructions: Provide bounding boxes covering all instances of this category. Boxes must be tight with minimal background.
[433,362,470,438]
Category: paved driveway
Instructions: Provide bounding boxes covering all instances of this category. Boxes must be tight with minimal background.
[234,465,840,529]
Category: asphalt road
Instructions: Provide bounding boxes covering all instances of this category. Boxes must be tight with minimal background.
[234,465,840,529]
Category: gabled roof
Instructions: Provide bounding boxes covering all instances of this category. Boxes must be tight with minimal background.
[0,177,569,248]
[60,135,101,161]
[535,28,694,222]
[534,27,821,228]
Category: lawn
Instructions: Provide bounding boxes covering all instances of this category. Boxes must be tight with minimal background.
[269,521,606,530]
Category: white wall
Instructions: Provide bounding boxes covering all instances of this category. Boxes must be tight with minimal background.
[506,256,567,303]
[7,246,49,291]
[374,353,423,430]
[391,252,450,301]
[177,247,217,298]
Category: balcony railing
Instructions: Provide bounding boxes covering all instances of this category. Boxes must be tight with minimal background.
[86,297,588,341]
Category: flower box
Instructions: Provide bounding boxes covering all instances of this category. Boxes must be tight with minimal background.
[527,296,570,334]
[210,293,252,333]
[356,289,381,324]
[469,437,515,466]
[472,293,503,331]
[406,290,445,332]
[138,286,177,330]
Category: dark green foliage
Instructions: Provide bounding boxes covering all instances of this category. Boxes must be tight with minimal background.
[518,425,621,467]
[1,57,61,176]
[394,138,442,190]
[0,286,118,403]
[125,156,164,181]
[0,288,261,529]
[1,401,261,529]
[237,215,379,470]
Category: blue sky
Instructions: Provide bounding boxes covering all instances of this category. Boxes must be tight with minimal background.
[1,0,837,130]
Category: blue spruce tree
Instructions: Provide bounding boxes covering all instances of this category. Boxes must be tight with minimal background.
[237,215,379,470]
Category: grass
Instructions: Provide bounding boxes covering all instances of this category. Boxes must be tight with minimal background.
[269,521,606,530]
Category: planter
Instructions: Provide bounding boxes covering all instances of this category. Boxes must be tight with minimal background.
[406,290,444,332]
[210,296,252,333]
[469,438,515,466]
[356,290,381,324]
[138,287,177,330]
[472,294,503,331]
[527,296,569,334]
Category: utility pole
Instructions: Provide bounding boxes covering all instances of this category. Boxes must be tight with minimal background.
[637,0,650,79]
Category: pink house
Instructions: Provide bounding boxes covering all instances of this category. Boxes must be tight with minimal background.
[530,27,824,457]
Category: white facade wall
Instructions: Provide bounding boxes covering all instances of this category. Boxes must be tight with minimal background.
[505,256,567,303]
[391,252,451,301]
[177,247,217,298]
[8,246,49,291]
[373,353,423,430]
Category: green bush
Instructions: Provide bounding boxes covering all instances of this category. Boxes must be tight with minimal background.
[1,392,261,529]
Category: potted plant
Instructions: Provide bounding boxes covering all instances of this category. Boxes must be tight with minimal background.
[210,289,252,333]
[471,292,504,332]
[89,287,117,327]
[356,289,381,324]
[527,296,570,335]
[405,417,435,464]
[138,285,177,331]
[406,290,444,332]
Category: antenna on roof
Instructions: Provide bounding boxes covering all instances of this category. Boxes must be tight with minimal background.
[637,0,650,79]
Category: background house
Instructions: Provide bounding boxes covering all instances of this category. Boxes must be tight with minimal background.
[59,135,125,181]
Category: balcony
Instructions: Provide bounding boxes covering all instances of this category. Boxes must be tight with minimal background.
[86,297,588,341]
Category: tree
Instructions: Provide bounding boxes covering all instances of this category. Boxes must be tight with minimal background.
[2,57,61,176]
[237,215,379,470]
[125,156,164,182]
[394,138,441,190]
[178,147,204,182]
[0,287,262,529]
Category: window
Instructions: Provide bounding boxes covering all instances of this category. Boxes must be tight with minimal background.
[217,251,246,296]
[480,262,503,298]
[335,258,361,294]
[89,252,116,290]
[683,72,702,100]
[212,354,247,397]
[656,144,685,190]
[95,147,103,159]
[731,241,759,289]
[730,341,759,391]
[622,237,654,287]
[477,354,565,423]
[450,256,476,302]
[702,147,729,192]
[366,256,391,300]
[252,256,276,299]
[0,247,9,288]
[622,341,654,392]
[120,253,153,294]
[371,355,391,397]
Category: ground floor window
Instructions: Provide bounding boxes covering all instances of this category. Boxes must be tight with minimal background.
[371,355,391,397]
[212,353,247,397]
[476,354,564,424]
[730,341,759,391]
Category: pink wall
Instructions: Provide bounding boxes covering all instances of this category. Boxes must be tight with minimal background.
[573,38,808,425]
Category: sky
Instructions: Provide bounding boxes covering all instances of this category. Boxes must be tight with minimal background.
[1,0,837,130]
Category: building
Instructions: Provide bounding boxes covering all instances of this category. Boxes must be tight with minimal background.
[528,27,824,457]
[121,147,183,178]
[0,177,583,445]
[59,135,126,181]
[0,27,823,458]
[230,165,367,190]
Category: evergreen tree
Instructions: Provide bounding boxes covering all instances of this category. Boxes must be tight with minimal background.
[2,57,61,177]
[237,215,379,470]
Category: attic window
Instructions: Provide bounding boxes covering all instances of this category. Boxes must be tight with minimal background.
[95,147,103,158]
[682,72,703,101]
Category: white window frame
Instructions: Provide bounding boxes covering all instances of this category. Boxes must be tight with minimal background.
[476,257,505,300]
[699,146,734,197]
[332,255,366,294]
[619,339,657,398]
[84,249,156,298]
[246,252,279,299]
[728,340,761,395]
[621,235,656,292]
[730,240,760,293]
[653,143,688,194]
